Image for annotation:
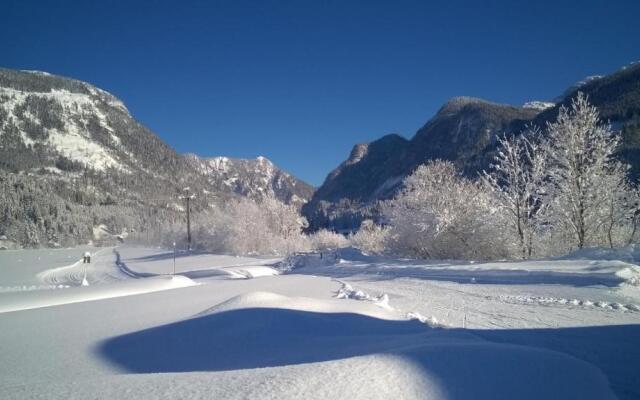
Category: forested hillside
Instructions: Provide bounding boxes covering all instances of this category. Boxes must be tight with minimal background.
[0,69,312,248]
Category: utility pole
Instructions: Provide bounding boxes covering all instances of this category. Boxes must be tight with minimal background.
[179,187,196,251]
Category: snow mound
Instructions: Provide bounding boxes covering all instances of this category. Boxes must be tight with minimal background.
[100,297,616,400]
[203,291,289,313]
[407,311,444,327]
[558,245,640,287]
[614,266,640,287]
[224,266,280,279]
[560,245,640,263]
[197,291,397,320]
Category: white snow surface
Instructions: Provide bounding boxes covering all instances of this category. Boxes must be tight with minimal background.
[0,246,638,399]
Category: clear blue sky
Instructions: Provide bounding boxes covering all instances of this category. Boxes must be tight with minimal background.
[2,0,639,185]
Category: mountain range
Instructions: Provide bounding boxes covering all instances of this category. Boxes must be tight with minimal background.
[2,61,640,246]
[302,62,640,232]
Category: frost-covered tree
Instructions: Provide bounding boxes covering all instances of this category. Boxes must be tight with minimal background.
[196,197,308,256]
[383,160,507,260]
[482,128,546,259]
[597,168,639,248]
[543,93,630,249]
[349,219,388,255]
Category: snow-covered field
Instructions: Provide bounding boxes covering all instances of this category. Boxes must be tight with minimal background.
[0,246,639,399]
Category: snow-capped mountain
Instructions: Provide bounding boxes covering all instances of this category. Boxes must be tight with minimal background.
[553,75,604,103]
[0,68,313,247]
[522,101,555,111]
[184,154,314,207]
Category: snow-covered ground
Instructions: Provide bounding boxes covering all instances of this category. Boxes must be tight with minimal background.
[0,246,638,399]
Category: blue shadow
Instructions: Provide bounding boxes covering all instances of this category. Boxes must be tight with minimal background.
[98,308,427,372]
[98,307,640,399]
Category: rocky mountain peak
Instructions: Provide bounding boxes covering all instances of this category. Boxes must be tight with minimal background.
[184,154,314,208]
[437,96,494,115]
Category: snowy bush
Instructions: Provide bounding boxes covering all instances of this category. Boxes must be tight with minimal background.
[194,197,309,256]
[308,229,350,251]
[349,220,389,255]
[383,160,509,260]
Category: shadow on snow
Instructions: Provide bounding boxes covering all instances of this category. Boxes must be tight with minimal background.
[97,307,639,399]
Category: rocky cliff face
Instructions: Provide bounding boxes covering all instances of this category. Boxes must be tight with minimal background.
[184,154,314,208]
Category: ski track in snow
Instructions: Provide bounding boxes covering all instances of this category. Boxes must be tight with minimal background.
[0,247,286,314]
[36,248,122,286]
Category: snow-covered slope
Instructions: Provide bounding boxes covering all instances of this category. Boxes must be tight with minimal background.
[0,68,185,176]
[0,86,125,171]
